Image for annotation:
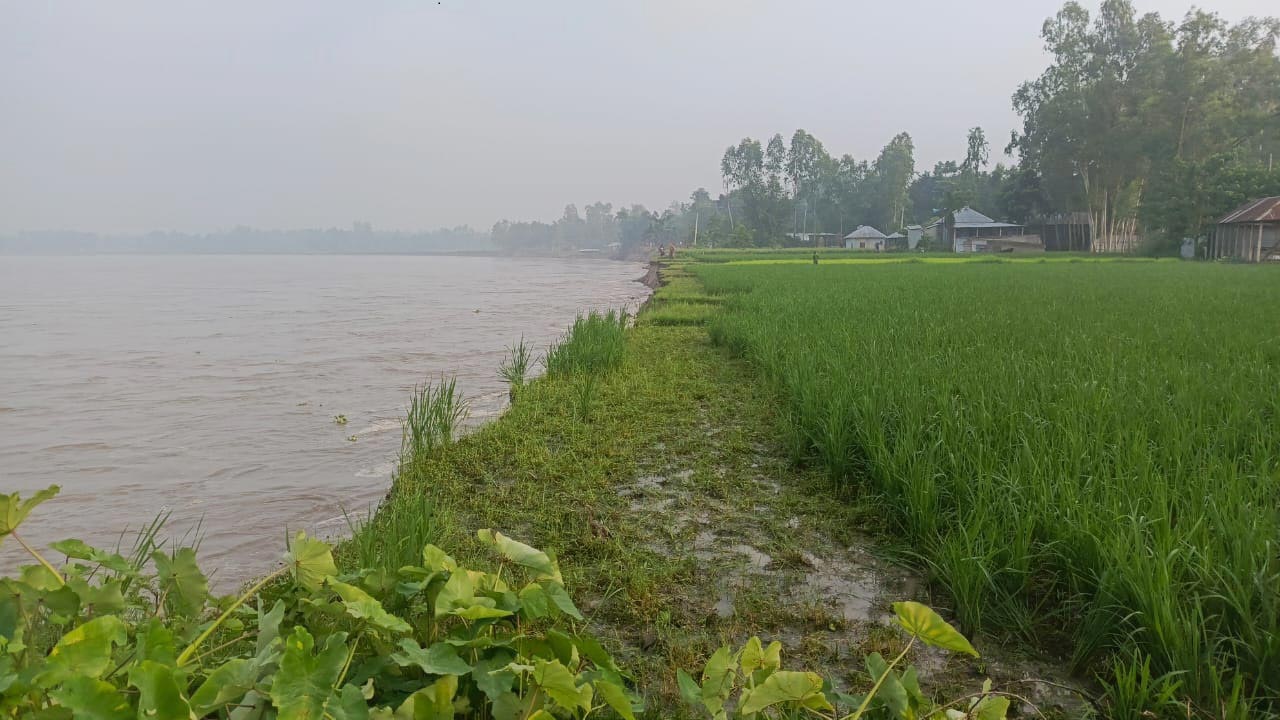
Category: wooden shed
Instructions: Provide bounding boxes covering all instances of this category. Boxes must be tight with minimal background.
[1212,197,1280,262]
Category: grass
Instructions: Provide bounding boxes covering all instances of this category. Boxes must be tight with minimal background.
[696,260,1280,718]
[544,309,629,377]
[498,336,533,399]
[400,377,469,467]
[339,273,1029,717]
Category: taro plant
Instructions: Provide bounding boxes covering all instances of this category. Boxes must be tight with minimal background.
[0,485,640,719]
[677,602,1016,719]
[498,336,534,402]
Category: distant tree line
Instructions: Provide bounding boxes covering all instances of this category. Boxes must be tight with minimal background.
[494,0,1279,256]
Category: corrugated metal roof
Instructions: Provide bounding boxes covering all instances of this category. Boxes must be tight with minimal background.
[955,221,1021,229]
[953,206,995,224]
[885,232,905,238]
[1218,196,1280,224]
[844,225,887,239]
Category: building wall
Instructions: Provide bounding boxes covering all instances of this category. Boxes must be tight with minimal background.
[1213,223,1279,262]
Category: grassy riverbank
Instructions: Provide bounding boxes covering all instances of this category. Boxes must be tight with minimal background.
[348,254,1278,718]
[343,263,1097,718]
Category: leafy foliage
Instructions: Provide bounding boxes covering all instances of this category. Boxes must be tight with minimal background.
[677,602,1005,719]
[0,488,639,719]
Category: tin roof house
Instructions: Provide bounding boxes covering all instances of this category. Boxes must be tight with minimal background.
[925,207,1044,253]
[1211,197,1280,262]
[844,225,887,251]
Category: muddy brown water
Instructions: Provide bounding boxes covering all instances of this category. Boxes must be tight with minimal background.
[0,255,649,585]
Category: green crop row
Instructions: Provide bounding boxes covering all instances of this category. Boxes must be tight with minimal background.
[697,260,1280,718]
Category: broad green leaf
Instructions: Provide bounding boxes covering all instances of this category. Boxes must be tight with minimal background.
[892,601,978,657]
[739,671,831,715]
[129,660,194,718]
[866,652,909,717]
[396,675,457,720]
[421,545,457,572]
[389,638,471,676]
[153,547,211,616]
[739,636,766,673]
[0,485,59,539]
[489,691,521,720]
[50,539,134,575]
[471,651,517,700]
[544,629,578,666]
[517,583,549,619]
[329,580,411,635]
[38,615,127,686]
[541,582,582,620]
[676,669,702,708]
[700,645,737,716]
[531,659,590,712]
[434,571,511,620]
[973,692,1011,720]
[476,530,560,581]
[66,577,125,614]
[191,658,259,714]
[572,633,622,675]
[329,683,372,720]
[595,679,637,720]
[257,599,286,660]
[286,532,337,592]
[49,677,131,720]
[453,604,512,620]
[134,619,177,665]
[21,564,64,592]
[270,627,350,720]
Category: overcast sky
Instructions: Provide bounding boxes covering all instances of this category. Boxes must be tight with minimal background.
[1,0,1274,234]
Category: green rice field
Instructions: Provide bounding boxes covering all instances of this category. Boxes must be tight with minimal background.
[695,260,1280,716]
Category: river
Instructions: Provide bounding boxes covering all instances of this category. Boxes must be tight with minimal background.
[0,254,649,584]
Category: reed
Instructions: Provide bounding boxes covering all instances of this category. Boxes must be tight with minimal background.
[498,336,534,400]
[543,309,629,378]
[400,376,469,467]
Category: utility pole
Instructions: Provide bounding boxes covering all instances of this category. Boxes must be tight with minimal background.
[693,212,700,247]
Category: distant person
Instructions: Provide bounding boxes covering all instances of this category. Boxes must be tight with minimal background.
[813,252,818,265]
[667,243,676,259]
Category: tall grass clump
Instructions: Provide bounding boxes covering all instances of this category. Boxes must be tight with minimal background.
[697,260,1280,717]
[543,309,629,378]
[400,376,468,467]
[498,336,534,400]
[342,494,451,573]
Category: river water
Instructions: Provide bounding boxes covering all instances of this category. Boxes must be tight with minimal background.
[0,255,649,584]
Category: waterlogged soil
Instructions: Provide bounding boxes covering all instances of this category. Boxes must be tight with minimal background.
[601,402,1090,717]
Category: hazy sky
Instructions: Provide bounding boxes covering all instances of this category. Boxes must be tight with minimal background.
[2,1,1274,234]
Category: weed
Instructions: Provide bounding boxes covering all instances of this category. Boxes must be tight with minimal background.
[400,376,468,467]
[544,309,629,378]
[498,335,533,401]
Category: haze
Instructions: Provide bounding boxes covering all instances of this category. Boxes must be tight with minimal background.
[1,0,1273,234]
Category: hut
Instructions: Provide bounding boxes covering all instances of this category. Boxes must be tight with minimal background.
[844,225,887,251]
[884,232,907,251]
[925,207,1044,253]
[1212,197,1280,262]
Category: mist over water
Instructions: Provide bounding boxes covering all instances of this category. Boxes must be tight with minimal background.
[0,255,648,584]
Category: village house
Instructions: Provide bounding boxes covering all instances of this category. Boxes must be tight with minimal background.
[925,207,1044,253]
[1211,196,1280,262]
[844,225,887,251]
